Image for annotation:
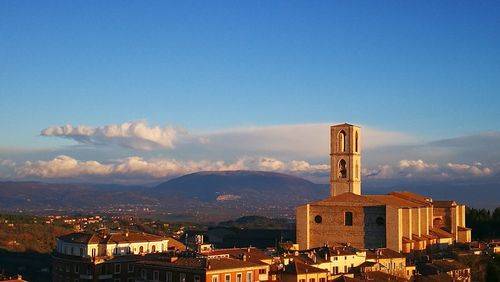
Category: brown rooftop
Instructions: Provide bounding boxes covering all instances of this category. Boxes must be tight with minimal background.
[432,201,457,208]
[311,192,383,207]
[365,248,405,260]
[283,260,328,275]
[58,231,167,245]
[204,247,271,264]
[138,257,265,271]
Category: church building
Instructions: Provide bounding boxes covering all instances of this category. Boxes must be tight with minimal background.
[296,123,471,253]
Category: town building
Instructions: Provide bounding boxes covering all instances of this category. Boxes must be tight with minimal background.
[296,123,471,253]
[134,256,269,282]
[52,231,169,282]
[283,246,366,278]
[418,259,471,282]
[280,260,329,282]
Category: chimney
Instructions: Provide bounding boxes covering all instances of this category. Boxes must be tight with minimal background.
[169,256,178,263]
[242,254,247,261]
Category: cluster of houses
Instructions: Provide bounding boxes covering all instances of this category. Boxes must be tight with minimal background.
[51,230,473,282]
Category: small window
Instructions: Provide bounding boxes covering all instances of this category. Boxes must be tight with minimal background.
[309,279,315,282]
[195,276,201,282]
[225,274,231,282]
[79,248,84,256]
[212,275,219,282]
[258,269,266,274]
[166,272,172,282]
[345,212,353,226]
[152,245,156,252]
[299,280,306,282]
[128,263,134,273]
[153,271,159,281]
[139,246,144,253]
[246,272,252,282]
[355,131,359,153]
[320,278,326,282]
[236,273,242,282]
[114,263,121,274]
[141,269,147,279]
[180,273,186,282]
[314,215,322,224]
[74,264,79,273]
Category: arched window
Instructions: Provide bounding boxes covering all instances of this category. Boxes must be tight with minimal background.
[152,245,156,252]
[338,131,346,152]
[79,248,84,256]
[355,131,359,153]
[339,159,347,178]
[433,218,443,228]
[345,212,353,226]
[139,246,144,253]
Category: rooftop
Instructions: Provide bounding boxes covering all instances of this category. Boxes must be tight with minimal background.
[58,231,167,245]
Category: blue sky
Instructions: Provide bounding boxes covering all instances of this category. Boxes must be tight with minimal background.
[1,1,500,185]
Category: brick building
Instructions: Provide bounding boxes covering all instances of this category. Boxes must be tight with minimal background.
[296,123,471,253]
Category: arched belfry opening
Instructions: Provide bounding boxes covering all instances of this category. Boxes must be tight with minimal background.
[339,159,347,178]
[338,130,346,152]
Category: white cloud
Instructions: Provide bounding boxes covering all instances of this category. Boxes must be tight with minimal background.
[41,121,183,151]
[447,162,492,176]
[15,155,329,180]
[364,159,495,180]
[16,155,113,178]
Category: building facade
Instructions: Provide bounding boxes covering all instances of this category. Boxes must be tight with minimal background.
[52,231,169,282]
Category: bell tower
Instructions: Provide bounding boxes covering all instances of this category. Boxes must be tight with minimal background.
[330,123,361,196]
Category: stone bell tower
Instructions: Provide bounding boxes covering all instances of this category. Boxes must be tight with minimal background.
[330,123,361,196]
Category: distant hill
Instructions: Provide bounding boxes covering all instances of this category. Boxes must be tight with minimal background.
[152,170,328,204]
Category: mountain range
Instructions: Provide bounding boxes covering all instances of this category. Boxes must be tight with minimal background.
[0,171,328,221]
[0,170,497,221]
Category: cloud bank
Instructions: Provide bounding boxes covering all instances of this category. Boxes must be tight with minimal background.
[13,155,329,180]
[41,121,183,151]
[363,159,494,180]
[40,121,416,160]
